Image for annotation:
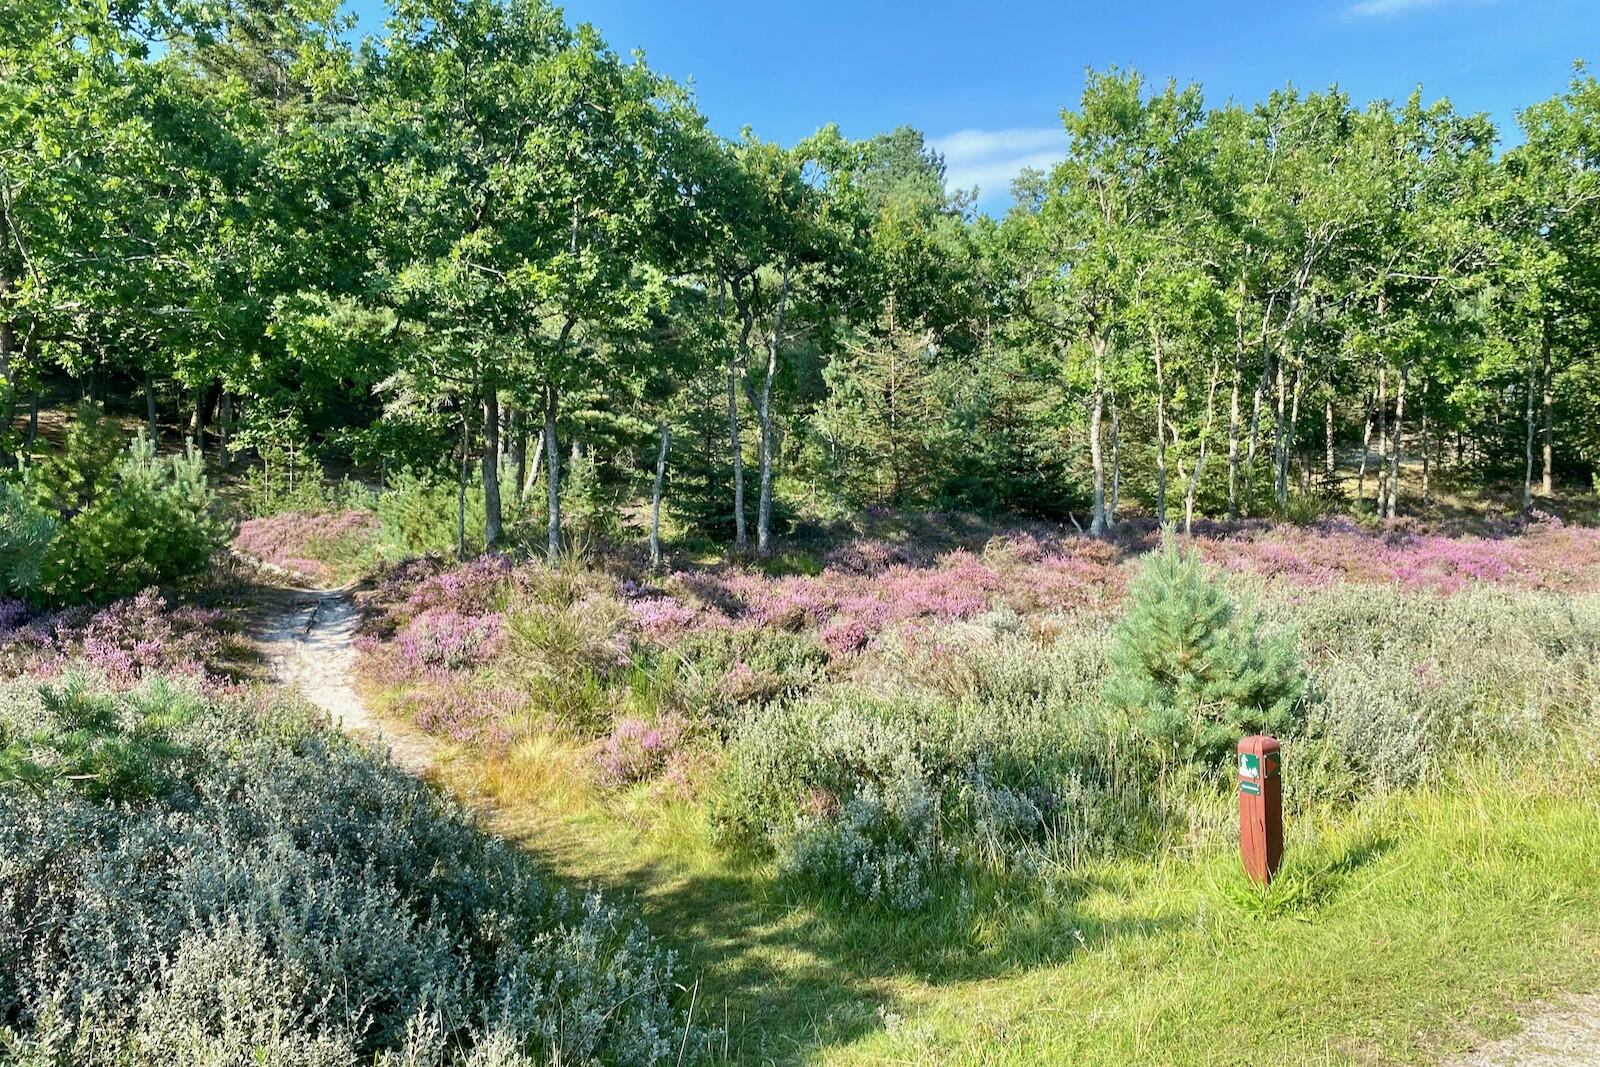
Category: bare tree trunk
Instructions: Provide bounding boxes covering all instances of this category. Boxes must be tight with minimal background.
[1244,355,1268,516]
[1184,355,1223,535]
[1540,325,1553,496]
[1088,335,1108,536]
[650,418,670,572]
[1108,387,1121,525]
[1375,369,1389,512]
[523,430,544,499]
[1357,393,1373,506]
[507,406,525,507]
[1270,355,1287,505]
[482,384,502,549]
[1324,395,1335,485]
[1385,366,1407,520]
[1420,397,1430,510]
[728,305,751,554]
[457,413,469,561]
[1153,330,1168,525]
[546,377,562,566]
[1226,358,1241,519]
[219,393,232,472]
[25,391,37,446]
[1522,346,1537,515]
[756,263,791,559]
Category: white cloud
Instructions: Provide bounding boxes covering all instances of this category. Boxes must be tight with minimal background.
[1347,0,1499,18]
[930,127,1067,202]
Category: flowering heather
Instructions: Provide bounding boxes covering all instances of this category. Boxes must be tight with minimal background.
[1193,515,1600,594]
[0,588,233,687]
[234,509,378,586]
[404,554,514,616]
[626,595,699,639]
[594,713,687,788]
[395,608,505,672]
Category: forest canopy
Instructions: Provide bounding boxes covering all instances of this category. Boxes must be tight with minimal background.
[3,0,1597,559]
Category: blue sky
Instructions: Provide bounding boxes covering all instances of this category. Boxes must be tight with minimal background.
[346,0,1597,213]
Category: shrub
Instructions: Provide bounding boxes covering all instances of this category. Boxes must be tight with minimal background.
[0,674,694,1065]
[0,481,56,597]
[1105,534,1304,768]
[714,695,1155,912]
[593,713,687,788]
[35,434,219,604]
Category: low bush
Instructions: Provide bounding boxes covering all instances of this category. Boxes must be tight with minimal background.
[714,695,1161,912]
[0,674,694,1065]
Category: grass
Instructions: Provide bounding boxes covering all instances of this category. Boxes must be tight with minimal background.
[411,723,1600,1066]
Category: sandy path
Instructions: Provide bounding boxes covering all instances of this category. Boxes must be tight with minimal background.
[250,584,434,776]
[1443,994,1600,1067]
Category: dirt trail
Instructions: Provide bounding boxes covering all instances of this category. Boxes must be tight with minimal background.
[1443,994,1600,1067]
[249,582,434,776]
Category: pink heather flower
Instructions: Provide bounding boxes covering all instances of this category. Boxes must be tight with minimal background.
[396,609,505,672]
[594,714,688,788]
[234,509,378,585]
[627,596,698,639]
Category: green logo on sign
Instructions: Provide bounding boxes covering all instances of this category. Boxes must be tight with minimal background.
[1239,752,1260,779]
[1240,779,1261,795]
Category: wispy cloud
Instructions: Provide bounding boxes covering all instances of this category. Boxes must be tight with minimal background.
[930,127,1067,203]
[1347,0,1500,18]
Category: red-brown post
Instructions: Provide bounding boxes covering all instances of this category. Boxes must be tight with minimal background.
[1238,735,1283,886]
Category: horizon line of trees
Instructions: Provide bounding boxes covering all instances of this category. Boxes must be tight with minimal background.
[4,0,1599,564]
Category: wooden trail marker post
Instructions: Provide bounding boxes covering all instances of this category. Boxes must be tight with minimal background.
[1238,735,1283,886]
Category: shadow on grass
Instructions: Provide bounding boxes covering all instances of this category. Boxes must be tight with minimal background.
[501,815,1190,1064]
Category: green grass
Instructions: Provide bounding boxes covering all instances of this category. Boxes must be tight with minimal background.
[419,730,1600,1066]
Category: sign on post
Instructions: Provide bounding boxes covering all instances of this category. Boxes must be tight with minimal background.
[1238,735,1283,887]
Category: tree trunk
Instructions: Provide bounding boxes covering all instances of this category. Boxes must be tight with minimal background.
[482,384,502,549]
[1244,355,1267,516]
[1153,329,1168,525]
[144,370,158,439]
[1420,400,1430,509]
[1184,355,1223,535]
[26,392,38,447]
[1375,369,1389,512]
[1324,395,1335,483]
[219,393,232,471]
[545,378,562,566]
[1088,335,1108,536]
[1270,355,1287,505]
[523,430,544,498]
[457,414,469,561]
[1522,346,1537,515]
[1385,366,1407,520]
[650,417,670,572]
[1283,366,1302,502]
[507,406,525,507]
[1357,392,1374,507]
[728,305,751,554]
[756,263,791,559]
[1540,325,1553,496]
[1108,387,1121,525]
[1226,358,1241,519]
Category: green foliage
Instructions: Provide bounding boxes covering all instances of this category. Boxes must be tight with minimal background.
[1105,534,1304,767]
[373,467,483,557]
[38,434,219,603]
[0,481,56,597]
[0,673,693,1065]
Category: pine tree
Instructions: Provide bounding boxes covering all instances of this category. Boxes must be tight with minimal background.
[1105,532,1304,767]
